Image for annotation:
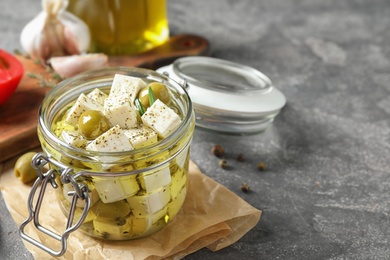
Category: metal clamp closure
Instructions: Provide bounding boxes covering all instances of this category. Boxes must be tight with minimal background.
[19,153,91,257]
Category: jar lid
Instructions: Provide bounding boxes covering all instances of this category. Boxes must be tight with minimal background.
[157,56,286,135]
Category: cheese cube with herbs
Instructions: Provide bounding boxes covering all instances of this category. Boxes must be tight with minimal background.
[103,74,147,129]
[104,97,138,129]
[87,88,108,106]
[65,93,103,125]
[61,130,88,148]
[110,74,146,103]
[124,126,158,149]
[140,166,171,191]
[93,175,139,203]
[126,186,171,215]
[141,99,182,138]
[86,125,133,152]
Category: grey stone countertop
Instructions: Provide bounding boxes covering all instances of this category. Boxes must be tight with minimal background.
[1,0,390,259]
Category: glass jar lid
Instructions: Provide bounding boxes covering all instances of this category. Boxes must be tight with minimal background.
[157,56,286,135]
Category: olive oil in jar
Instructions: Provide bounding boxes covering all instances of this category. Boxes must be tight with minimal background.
[68,0,169,55]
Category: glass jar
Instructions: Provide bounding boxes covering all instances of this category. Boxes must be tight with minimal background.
[20,67,194,256]
[67,0,169,55]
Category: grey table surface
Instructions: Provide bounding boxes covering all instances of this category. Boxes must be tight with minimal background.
[1,0,390,259]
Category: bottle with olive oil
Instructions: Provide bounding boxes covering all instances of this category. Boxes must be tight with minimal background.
[67,0,169,55]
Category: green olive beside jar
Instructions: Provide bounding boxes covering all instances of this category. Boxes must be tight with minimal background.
[14,152,38,183]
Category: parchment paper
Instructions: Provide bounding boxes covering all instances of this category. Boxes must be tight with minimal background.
[0,156,261,260]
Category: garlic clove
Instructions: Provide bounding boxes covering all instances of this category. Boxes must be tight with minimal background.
[49,53,108,78]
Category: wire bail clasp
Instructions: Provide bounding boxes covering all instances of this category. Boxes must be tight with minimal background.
[19,153,91,257]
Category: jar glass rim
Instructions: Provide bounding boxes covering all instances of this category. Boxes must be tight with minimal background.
[172,56,273,95]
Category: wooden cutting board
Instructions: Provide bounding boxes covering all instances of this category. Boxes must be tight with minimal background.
[0,34,209,162]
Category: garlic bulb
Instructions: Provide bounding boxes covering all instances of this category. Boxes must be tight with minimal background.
[20,0,90,63]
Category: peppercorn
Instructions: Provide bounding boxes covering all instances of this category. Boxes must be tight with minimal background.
[219,159,228,169]
[236,153,244,162]
[241,183,250,193]
[257,162,266,171]
[211,144,224,157]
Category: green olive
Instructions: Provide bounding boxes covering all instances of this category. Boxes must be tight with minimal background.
[78,110,110,139]
[14,152,38,184]
[138,82,171,109]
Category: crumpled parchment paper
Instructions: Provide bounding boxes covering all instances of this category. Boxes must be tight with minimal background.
[0,157,261,260]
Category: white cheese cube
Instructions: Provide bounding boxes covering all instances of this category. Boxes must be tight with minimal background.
[124,126,158,149]
[86,125,133,152]
[93,175,140,203]
[147,186,171,213]
[127,186,171,215]
[110,74,146,103]
[60,130,88,148]
[141,99,182,138]
[104,97,138,129]
[149,205,168,224]
[140,166,172,192]
[87,88,107,106]
[65,93,103,125]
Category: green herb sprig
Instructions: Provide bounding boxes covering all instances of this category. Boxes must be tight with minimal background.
[148,86,156,106]
[135,98,145,116]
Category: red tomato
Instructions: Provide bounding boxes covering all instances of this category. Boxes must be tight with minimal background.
[0,49,24,105]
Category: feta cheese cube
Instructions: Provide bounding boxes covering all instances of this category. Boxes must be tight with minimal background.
[127,186,171,215]
[93,175,140,203]
[110,74,146,103]
[60,130,88,148]
[141,99,182,138]
[146,186,171,213]
[104,97,138,129]
[140,166,172,192]
[86,125,133,152]
[124,126,158,149]
[65,93,103,125]
[87,88,108,106]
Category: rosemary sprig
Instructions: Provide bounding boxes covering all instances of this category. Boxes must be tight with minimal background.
[148,86,156,106]
[27,72,57,88]
[135,98,145,116]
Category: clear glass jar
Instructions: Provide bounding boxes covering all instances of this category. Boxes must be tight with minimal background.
[36,67,194,241]
[67,0,169,55]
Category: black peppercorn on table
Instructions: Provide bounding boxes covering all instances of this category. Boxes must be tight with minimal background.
[1,0,390,259]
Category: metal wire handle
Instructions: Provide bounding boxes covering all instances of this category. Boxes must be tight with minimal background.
[19,153,91,257]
